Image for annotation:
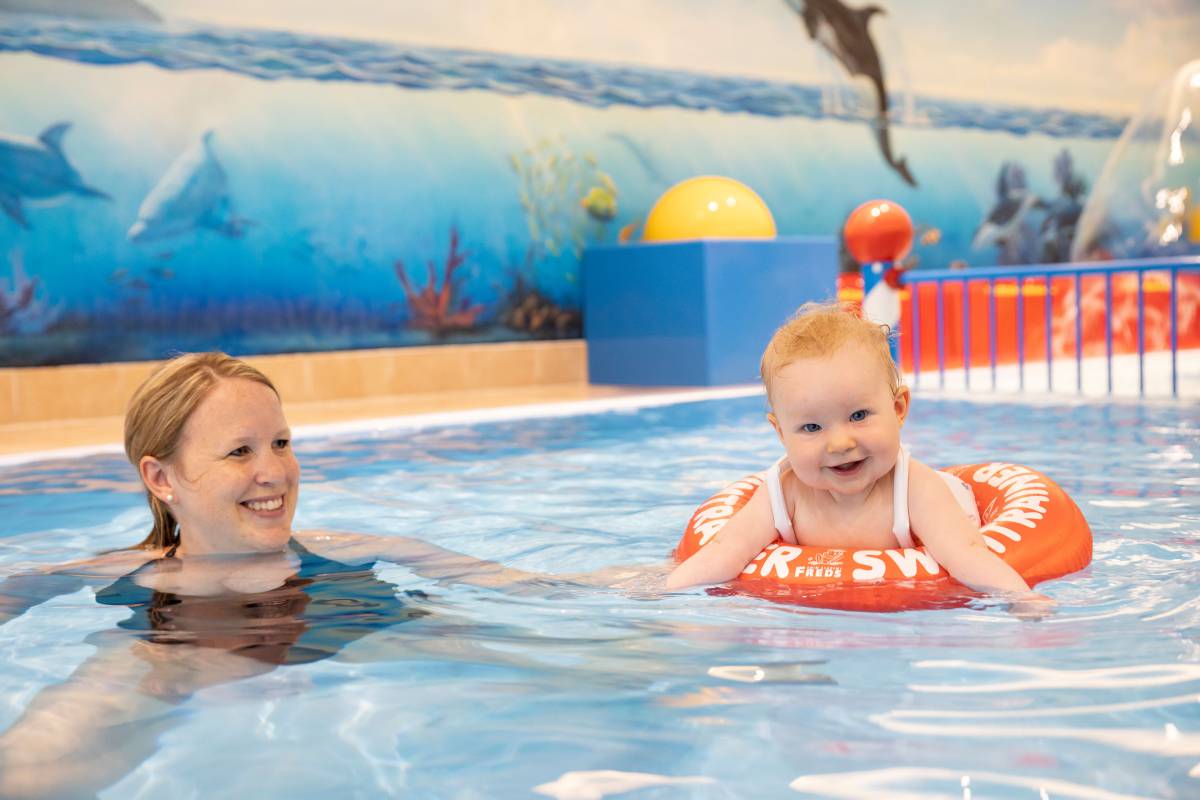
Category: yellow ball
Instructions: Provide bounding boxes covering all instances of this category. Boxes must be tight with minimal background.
[642,176,776,241]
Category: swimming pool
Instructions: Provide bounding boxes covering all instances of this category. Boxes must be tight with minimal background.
[1,392,1197,798]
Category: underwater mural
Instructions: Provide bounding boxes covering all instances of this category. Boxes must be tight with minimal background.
[0,0,1197,366]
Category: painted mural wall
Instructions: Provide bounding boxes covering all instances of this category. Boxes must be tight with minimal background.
[1,0,1197,366]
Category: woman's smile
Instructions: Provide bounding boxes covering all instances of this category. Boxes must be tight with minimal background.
[242,495,287,516]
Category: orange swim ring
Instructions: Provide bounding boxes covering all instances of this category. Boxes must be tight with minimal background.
[675,462,1092,611]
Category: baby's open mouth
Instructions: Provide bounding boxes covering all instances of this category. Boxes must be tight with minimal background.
[829,459,865,474]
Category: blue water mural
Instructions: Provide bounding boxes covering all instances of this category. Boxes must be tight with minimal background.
[0,19,1128,140]
[0,5,1188,366]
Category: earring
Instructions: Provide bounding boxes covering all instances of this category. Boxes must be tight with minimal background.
[165,494,174,503]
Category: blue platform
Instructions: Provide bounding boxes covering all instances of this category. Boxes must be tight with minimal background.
[582,236,838,386]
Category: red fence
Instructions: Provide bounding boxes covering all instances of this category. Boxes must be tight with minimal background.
[892,271,1200,374]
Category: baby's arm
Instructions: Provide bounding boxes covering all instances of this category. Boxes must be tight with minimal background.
[907,460,1041,598]
[666,487,779,590]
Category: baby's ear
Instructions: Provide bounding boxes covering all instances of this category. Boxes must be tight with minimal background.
[767,412,784,440]
[893,385,911,425]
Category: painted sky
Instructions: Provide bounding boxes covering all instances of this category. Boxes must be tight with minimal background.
[145,0,1200,114]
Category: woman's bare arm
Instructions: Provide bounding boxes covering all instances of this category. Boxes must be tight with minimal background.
[0,549,156,626]
[295,529,543,590]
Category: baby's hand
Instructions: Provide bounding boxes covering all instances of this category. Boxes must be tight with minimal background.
[1008,592,1056,621]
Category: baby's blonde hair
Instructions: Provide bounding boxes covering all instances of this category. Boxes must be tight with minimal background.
[760,301,902,404]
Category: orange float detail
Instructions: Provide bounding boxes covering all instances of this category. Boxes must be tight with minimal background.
[675,462,1092,611]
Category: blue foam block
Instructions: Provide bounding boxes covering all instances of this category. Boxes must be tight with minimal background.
[582,237,838,386]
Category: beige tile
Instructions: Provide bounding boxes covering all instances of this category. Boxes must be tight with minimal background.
[394,347,469,394]
[319,354,370,401]
[17,366,94,421]
[9,364,99,422]
[0,415,125,455]
[536,341,588,384]
[248,353,313,403]
[0,341,602,455]
[111,362,160,415]
[0,382,691,457]
[0,370,15,425]
[463,343,536,390]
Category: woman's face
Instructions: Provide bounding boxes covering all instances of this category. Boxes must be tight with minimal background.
[161,378,300,556]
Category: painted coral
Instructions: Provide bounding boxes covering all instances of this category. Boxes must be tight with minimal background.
[393,226,484,335]
[1,251,62,335]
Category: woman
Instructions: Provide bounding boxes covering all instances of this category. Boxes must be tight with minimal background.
[0,352,601,797]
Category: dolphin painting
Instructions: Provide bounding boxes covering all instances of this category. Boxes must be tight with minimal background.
[783,0,917,187]
[0,122,110,229]
[128,131,247,243]
[972,162,1044,264]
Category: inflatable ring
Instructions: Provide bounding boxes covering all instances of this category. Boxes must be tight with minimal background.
[676,462,1092,611]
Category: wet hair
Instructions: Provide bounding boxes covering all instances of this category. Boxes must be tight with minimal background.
[124,352,279,550]
[759,301,902,405]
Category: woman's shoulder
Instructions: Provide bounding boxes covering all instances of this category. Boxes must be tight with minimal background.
[51,547,162,580]
[292,529,384,565]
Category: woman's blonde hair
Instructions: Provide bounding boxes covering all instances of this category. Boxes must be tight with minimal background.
[760,301,902,404]
[124,352,278,550]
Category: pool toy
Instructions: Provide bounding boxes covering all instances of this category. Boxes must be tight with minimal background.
[676,461,1092,611]
[642,176,775,241]
[843,198,913,264]
[845,198,912,360]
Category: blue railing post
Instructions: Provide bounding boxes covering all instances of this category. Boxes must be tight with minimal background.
[1170,267,1179,398]
[1016,276,1026,392]
[1080,273,1089,395]
[1137,271,1145,397]
[962,278,971,391]
[1045,273,1053,392]
[988,278,998,391]
[911,281,921,390]
[1105,271,1114,395]
[935,279,945,389]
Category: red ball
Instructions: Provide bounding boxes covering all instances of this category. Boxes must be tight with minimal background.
[843,199,914,264]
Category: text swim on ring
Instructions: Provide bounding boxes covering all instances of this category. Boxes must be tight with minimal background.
[675,462,1093,611]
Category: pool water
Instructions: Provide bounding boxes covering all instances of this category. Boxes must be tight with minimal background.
[0,394,1198,798]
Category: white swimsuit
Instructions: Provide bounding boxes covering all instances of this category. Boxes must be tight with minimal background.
[764,444,981,547]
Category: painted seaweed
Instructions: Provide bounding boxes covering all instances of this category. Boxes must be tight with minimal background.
[0,251,62,335]
[393,226,484,336]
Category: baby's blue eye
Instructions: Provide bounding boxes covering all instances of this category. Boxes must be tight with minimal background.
[273,438,290,450]
[800,423,821,433]
[850,409,869,422]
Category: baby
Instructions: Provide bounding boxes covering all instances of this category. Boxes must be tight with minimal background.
[667,302,1046,606]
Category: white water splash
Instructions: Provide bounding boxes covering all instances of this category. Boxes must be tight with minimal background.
[908,660,1200,693]
[533,770,717,800]
[789,766,1152,799]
